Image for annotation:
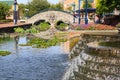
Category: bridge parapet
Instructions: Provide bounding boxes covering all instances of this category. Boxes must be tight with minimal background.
[27,10,74,25]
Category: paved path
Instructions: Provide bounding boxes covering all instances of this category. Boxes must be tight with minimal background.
[0,22,31,29]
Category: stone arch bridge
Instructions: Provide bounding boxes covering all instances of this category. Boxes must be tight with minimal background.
[27,9,74,26]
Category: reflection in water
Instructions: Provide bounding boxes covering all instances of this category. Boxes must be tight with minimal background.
[14,36,19,53]
[61,40,70,53]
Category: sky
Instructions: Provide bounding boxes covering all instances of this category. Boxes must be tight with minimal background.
[17,0,59,4]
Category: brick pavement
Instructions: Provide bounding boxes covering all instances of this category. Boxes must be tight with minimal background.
[0,22,31,29]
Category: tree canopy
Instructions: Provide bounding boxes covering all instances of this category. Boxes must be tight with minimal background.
[19,4,26,19]
[0,2,10,19]
[96,0,120,14]
[82,1,92,9]
[26,0,50,17]
[18,0,64,18]
[50,3,63,10]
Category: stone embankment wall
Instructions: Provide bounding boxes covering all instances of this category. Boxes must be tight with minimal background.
[63,32,120,80]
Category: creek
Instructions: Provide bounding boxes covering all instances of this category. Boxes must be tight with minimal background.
[0,36,70,80]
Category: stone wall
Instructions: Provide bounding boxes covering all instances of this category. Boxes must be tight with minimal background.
[63,32,120,80]
[27,10,74,25]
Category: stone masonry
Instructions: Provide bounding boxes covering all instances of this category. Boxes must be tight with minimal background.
[27,10,74,25]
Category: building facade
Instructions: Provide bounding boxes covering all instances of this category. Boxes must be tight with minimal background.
[60,0,97,11]
[0,0,14,20]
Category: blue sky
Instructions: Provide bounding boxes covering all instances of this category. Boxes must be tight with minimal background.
[18,0,59,4]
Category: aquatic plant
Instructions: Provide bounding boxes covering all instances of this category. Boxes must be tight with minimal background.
[20,36,67,48]
[0,50,11,56]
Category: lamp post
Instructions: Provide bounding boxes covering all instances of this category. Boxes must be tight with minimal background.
[14,0,18,25]
[78,0,81,24]
[72,2,76,23]
[85,0,88,24]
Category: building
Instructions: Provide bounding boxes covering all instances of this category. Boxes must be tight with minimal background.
[0,0,14,20]
[61,0,97,11]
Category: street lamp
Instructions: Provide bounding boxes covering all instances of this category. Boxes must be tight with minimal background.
[85,0,88,24]
[72,2,76,23]
[14,0,18,25]
[78,0,81,24]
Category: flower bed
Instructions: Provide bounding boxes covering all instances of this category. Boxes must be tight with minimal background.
[86,24,116,30]
[71,23,117,30]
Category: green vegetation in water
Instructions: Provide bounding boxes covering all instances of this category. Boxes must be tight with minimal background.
[0,50,11,56]
[99,41,120,48]
[20,36,67,48]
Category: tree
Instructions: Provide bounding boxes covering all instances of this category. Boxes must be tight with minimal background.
[19,4,26,19]
[66,6,72,12]
[0,2,10,20]
[82,1,92,9]
[96,0,120,14]
[50,3,63,10]
[26,0,50,17]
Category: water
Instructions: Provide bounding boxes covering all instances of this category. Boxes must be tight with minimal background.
[0,36,70,80]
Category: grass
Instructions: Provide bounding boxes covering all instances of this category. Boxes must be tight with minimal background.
[70,37,80,51]
[0,50,11,56]
[99,41,120,48]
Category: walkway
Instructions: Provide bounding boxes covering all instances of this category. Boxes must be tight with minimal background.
[0,22,31,29]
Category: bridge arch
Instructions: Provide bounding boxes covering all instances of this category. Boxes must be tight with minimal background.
[27,9,74,25]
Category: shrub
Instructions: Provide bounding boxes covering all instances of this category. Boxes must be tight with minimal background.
[76,26,82,30]
[56,23,68,31]
[14,27,25,33]
[29,27,38,33]
[116,23,120,28]
[38,22,50,31]
[0,19,12,23]
[86,26,96,30]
